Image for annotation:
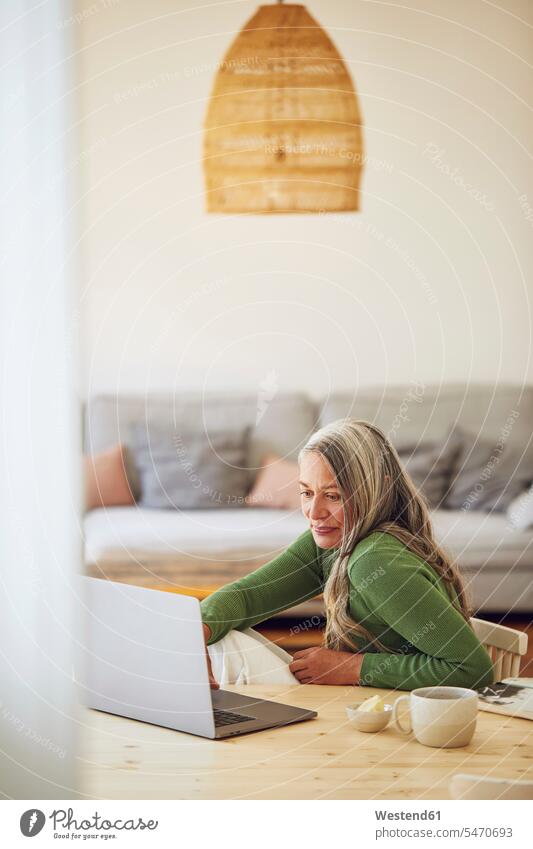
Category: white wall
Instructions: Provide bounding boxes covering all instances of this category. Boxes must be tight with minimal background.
[75,0,533,400]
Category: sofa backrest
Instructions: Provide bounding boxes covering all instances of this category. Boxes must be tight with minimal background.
[319,383,533,454]
[85,393,318,470]
[86,383,533,471]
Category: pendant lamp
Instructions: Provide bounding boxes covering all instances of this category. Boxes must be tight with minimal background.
[203,2,363,213]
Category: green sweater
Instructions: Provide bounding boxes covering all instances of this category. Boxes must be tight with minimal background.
[200,529,494,691]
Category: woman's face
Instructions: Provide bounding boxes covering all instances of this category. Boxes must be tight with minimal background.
[299,452,345,549]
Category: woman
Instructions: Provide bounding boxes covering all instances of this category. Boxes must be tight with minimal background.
[201,419,494,691]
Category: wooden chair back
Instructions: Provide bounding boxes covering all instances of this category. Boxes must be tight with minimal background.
[471,617,528,680]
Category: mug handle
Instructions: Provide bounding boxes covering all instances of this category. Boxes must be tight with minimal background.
[393,695,412,734]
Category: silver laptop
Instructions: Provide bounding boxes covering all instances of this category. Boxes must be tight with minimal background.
[78,577,317,739]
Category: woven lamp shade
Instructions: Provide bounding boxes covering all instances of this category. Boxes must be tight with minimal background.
[203,3,363,213]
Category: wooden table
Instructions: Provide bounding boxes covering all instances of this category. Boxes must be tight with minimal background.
[79,684,533,800]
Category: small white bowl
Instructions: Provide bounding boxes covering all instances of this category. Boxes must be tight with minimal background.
[346,702,392,732]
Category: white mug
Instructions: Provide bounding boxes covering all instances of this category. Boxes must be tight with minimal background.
[392,686,478,748]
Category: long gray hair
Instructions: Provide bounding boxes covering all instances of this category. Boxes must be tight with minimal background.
[299,418,471,652]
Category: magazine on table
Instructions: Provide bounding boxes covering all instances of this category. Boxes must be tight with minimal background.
[477,678,533,720]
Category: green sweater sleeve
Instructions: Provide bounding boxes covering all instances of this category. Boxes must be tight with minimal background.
[352,543,494,691]
[200,530,323,644]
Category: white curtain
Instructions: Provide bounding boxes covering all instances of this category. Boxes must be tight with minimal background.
[0,1,81,798]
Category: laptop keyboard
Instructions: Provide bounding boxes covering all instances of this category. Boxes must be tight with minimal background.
[213,709,254,727]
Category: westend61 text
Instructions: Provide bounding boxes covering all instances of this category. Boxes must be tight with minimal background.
[375,809,441,820]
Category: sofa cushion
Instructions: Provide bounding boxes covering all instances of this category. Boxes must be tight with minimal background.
[444,428,533,512]
[84,506,309,563]
[245,454,300,509]
[130,421,251,509]
[84,445,136,510]
[431,508,533,570]
[398,434,463,508]
[85,505,532,574]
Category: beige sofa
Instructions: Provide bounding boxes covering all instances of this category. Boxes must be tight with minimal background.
[84,384,533,614]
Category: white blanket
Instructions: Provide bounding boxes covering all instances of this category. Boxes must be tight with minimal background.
[208,628,300,686]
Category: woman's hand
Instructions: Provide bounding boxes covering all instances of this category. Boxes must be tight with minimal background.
[202,623,219,689]
[289,646,363,685]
